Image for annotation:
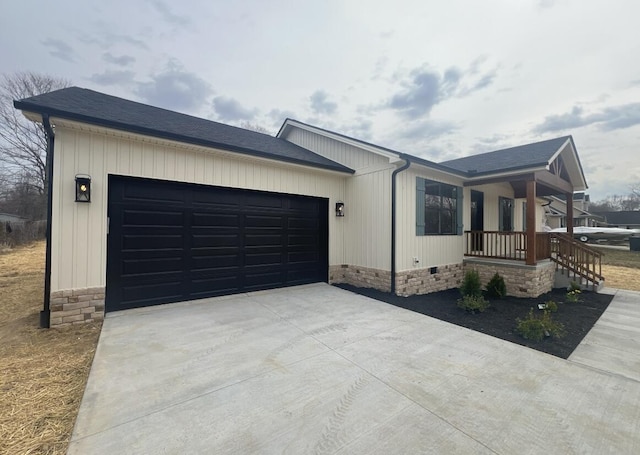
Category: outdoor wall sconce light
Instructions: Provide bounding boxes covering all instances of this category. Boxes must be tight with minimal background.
[75,174,91,203]
[335,201,345,217]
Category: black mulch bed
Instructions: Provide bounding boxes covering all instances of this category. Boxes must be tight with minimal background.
[335,284,614,359]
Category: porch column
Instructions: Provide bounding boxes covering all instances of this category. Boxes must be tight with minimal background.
[526,180,537,265]
[566,192,574,235]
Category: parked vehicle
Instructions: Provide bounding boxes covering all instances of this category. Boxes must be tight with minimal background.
[548,226,640,243]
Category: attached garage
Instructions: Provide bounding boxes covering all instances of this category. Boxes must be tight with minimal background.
[14,87,352,327]
[106,176,328,311]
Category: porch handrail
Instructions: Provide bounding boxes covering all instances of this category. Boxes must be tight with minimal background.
[549,232,604,288]
[465,231,527,260]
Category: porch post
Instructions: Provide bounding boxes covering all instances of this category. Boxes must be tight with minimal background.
[526,180,537,265]
[566,192,574,235]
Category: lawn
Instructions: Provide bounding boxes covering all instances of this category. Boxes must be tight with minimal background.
[596,246,640,291]
[0,241,101,455]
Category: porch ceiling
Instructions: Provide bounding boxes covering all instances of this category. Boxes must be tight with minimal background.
[465,170,573,197]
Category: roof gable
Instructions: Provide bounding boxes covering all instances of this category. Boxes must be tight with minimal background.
[440,136,587,191]
[440,136,571,175]
[278,118,468,178]
[14,87,354,175]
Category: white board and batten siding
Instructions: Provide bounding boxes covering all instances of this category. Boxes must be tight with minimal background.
[51,120,348,293]
[395,167,467,272]
[283,126,396,271]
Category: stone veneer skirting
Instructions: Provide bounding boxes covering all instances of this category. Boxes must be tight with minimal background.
[329,264,391,292]
[395,263,464,297]
[49,286,105,327]
[329,263,465,296]
[463,258,556,298]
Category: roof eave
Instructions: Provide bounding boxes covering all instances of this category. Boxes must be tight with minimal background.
[15,103,355,175]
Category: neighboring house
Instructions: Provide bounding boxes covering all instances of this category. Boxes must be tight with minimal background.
[543,193,598,229]
[14,87,589,328]
[592,211,640,230]
[0,213,28,223]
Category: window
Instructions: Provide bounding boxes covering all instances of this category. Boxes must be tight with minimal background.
[416,178,462,235]
[499,197,514,232]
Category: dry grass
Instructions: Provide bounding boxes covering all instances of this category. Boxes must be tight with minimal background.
[0,241,102,455]
[593,246,640,291]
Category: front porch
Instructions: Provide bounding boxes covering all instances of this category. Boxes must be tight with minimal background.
[463,230,604,295]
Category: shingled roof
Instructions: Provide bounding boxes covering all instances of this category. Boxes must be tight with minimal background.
[440,136,573,175]
[14,87,354,174]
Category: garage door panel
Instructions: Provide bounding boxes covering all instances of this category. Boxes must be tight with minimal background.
[123,209,184,227]
[289,217,317,229]
[191,234,240,248]
[192,254,240,269]
[121,281,184,306]
[122,234,183,250]
[107,176,328,312]
[245,214,284,228]
[122,257,184,276]
[244,194,285,210]
[192,212,239,227]
[122,183,186,204]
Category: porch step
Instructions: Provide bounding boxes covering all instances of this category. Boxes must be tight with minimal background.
[553,269,603,292]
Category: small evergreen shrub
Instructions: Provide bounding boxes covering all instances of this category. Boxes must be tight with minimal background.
[516,309,565,341]
[485,272,507,299]
[460,269,482,297]
[568,281,581,292]
[566,289,581,303]
[457,295,490,314]
[545,300,558,313]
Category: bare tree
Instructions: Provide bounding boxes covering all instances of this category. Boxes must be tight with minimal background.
[239,121,272,135]
[0,72,71,196]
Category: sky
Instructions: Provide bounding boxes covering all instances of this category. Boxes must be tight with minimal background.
[1,0,639,201]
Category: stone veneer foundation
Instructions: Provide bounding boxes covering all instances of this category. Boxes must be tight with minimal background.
[463,258,556,298]
[395,263,464,297]
[329,264,391,292]
[329,263,465,297]
[49,286,105,327]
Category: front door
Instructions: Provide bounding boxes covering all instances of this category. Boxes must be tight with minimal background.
[471,190,484,250]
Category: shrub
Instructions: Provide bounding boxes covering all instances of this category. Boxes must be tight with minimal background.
[566,289,581,303]
[516,309,565,341]
[485,272,506,299]
[568,281,581,292]
[460,269,482,297]
[545,300,558,313]
[457,295,490,314]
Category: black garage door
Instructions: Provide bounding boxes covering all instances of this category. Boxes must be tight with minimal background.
[106,176,328,312]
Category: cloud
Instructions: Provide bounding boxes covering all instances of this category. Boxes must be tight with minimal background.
[268,108,297,126]
[90,70,136,86]
[42,38,75,62]
[537,0,558,8]
[387,63,496,119]
[148,0,190,27]
[388,70,441,118]
[103,52,135,66]
[534,103,640,133]
[402,119,458,141]
[310,90,338,115]
[136,62,212,113]
[212,96,258,122]
[77,30,149,51]
[344,119,373,141]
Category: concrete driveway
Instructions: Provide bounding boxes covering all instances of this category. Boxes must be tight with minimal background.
[68,283,640,454]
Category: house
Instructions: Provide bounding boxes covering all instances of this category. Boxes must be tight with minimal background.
[592,211,640,230]
[0,212,28,223]
[543,193,598,229]
[14,87,593,328]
